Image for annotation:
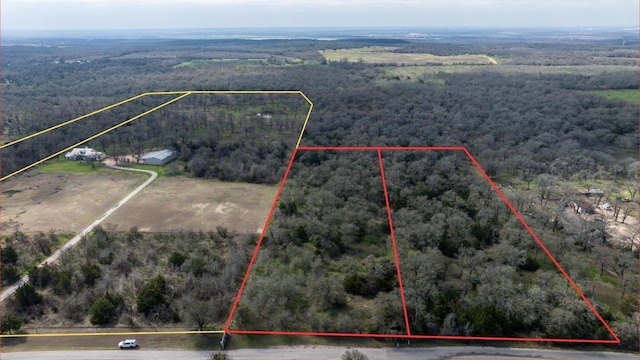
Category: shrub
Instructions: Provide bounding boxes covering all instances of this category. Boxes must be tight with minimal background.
[171,309,181,323]
[15,283,43,310]
[621,296,639,317]
[99,252,114,265]
[210,352,228,360]
[1,314,23,335]
[2,245,18,265]
[81,264,101,286]
[89,297,116,325]
[343,263,396,298]
[168,251,188,267]
[189,257,207,277]
[88,293,124,325]
[216,225,229,239]
[136,276,167,316]
[518,255,540,272]
[343,274,369,297]
[53,270,74,295]
[2,264,21,285]
[278,200,297,216]
[342,349,369,360]
[614,314,640,351]
[29,263,56,288]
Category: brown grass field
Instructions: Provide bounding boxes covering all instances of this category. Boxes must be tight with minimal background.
[1,170,147,233]
[106,176,278,233]
[1,169,278,235]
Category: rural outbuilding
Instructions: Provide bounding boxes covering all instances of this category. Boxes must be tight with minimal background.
[140,149,177,166]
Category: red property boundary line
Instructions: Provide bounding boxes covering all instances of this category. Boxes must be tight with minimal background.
[224,146,620,344]
[378,148,411,336]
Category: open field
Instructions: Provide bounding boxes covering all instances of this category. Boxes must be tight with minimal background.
[1,166,279,234]
[105,176,278,233]
[36,160,101,174]
[1,169,147,233]
[321,47,497,65]
[380,64,638,82]
[173,59,268,68]
[173,57,305,68]
[590,89,639,104]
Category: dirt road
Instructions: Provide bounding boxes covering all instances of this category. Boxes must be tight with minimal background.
[2,347,636,360]
[0,165,157,302]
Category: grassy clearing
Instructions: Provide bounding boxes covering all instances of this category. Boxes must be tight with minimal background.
[36,159,102,173]
[590,89,639,104]
[174,57,305,68]
[1,170,147,233]
[321,47,498,65]
[115,162,168,176]
[381,65,487,80]
[174,58,268,68]
[105,176,279,233]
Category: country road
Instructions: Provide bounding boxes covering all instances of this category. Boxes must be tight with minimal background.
[1,346,637,360]
[0,163,157,303]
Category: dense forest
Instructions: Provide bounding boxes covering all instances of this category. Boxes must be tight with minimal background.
[235,149,632,341]
[1,32,638,350]
[3,37,638,183]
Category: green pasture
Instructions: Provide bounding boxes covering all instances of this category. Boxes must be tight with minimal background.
[37,159,102,173]
[321,47,498,66]
[590,89,639,104]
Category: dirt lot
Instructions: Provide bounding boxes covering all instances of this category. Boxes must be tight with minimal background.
[105,176,278,233]
[2,169,279,235]
[1,170,147,233]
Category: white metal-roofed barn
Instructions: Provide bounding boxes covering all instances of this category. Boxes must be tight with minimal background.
[140,149,177,166]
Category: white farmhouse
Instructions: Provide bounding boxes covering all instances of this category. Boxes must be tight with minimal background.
[64,147,105,161]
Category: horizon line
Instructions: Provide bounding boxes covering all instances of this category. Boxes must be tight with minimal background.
[4,25,639,32]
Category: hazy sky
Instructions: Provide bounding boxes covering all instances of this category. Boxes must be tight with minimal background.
[3,0,638,30]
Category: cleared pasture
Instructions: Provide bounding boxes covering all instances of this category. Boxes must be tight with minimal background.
[590,89,639,104]
[321,47,498,65]
[1,168,277,235]
[1,169,146,233]
[105,176,278,233]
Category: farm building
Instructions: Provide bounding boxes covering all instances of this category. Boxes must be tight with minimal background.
[577,188,604,197]
[567,200,597,214]
[64,147,105,161]
[140,149,177,166]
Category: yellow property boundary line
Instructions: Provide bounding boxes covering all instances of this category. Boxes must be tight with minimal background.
[0,330,225,338]
[0,91,313,338]
[0,91,313,182]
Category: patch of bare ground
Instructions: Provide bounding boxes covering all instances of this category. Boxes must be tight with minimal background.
[1,170,147,233]
[601,210,638,249]
[562,206,638,249]
[105,176,278,233]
